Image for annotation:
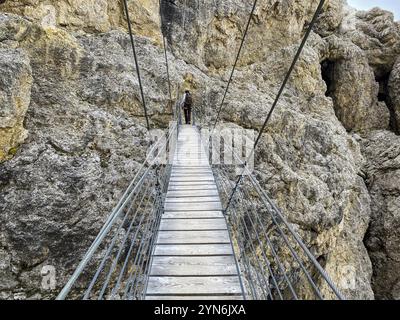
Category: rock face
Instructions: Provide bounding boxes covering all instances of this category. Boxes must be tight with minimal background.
[319,35,390,133]
[161,0,327,73]
[0,0,399,300]
[341,7,400,77]
[389,57,400,132]
[362,131,400,300]
[0,47,32,161]
[0,0,161,41]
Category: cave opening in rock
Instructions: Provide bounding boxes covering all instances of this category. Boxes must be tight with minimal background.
[321,59,336,98]
[375,72,400,135]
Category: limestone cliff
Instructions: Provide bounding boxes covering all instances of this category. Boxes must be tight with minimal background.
[0,0,399,300]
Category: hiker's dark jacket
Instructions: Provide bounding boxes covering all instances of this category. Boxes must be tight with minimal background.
[184,94,193,109]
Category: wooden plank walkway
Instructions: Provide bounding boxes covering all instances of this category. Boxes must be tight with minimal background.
[145,125,244,300]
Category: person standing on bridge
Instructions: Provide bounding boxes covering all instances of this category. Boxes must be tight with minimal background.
[182,90,193,124]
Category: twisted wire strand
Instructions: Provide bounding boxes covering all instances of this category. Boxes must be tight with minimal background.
[222,0,326,242]
[215,129,344,299]
[123,0,150,130]
[211,0,258,133]
[57,123,178,299]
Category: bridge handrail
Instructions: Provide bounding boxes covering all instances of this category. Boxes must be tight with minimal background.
[57,121,178,300]
[208,132,344,300]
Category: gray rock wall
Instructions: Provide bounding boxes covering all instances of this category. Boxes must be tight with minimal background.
[0,0,399,299]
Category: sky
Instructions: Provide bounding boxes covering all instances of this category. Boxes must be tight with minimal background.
[347,0,400,20]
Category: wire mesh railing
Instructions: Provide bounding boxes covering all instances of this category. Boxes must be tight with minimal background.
[57,121,178,300]
[208,136,344,300]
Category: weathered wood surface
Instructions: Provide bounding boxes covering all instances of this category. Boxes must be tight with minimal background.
[146,276,243,295]
[166,189,219,197]
[164,202,223,211]
[162,210,224,219]
[150,256,237,275]
[145,125,243,300]
[157,230,230,244]
[153,244,233,256]
[159,218,227,230]
[168,185,217,191]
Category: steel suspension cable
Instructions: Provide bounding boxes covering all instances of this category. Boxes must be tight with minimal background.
[215,146,298,298]
[211,0,258,132]
[57,123,177,300]
[214,171,258,298]
[226,168,298,299]
[163,36,173,103]
[159,1,173,111]
[216,167,283,299]
[222,137,344,299]
[82,177,150,299]
[123,0,150,130]
[223,0,326,215]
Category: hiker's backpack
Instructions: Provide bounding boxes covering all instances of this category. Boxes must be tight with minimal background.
[185,94,193,108]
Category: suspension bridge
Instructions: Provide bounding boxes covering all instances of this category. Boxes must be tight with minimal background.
[56,0,345,300]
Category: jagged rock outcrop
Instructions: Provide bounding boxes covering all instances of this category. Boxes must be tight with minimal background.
[340,7,400,77]
[0,47,32,161]
[0,14,153,299]
[314,0,345,37]
[389,57,400,132]
[319,35,390,133]
[0,0,161,42]
[161,0,333,73]
[0,0,399,300]
[362,131,400,299]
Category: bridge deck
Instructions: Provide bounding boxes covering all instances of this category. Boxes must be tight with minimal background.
[145,125,244,300]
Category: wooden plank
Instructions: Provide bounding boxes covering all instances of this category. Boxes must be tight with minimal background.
[167,185,217,191]
[171,172,213,176]
[172,168,211,172]
[167,190,219,198]
[174,157,208,160]
[149,256,237,276]
[159,218,227,230]
[171,166,212,173]
[174,156,208,158]
[169,176,215,182]
[173,159,207,161]
[162,211,224,219]
[167,186,216,191]
[174,154,208,157]
[153,244,233,256]
[174,154,207,157]
[169,181,214,186]
[146,276,242,295]
[170,173,213,178]
[172,166,211,169]
[164,202,222,211]
[170,172,211,175]
[174,159,209,162]
[157,230,230,244]
[174,159,208,161]
[170,173,212,177]
[175,150,205,152]
[174,162,210,166]
[145,295,243,300]
[165,196,221,203]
